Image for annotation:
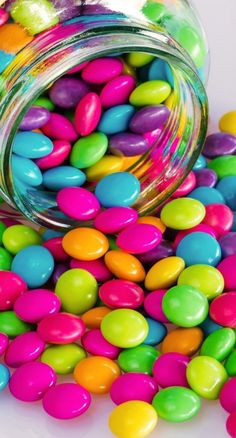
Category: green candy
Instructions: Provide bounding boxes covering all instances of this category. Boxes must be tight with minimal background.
[127,53,155,68]
[34,97,55,111]
[208,155,236,179]
[142,1,170,23]
[186,356,228,400]
[0,311,32,338]
[118,345,160,375]
[0,221,7,245]
[225,350,236,376]
[41,344,86,374]
[152,387,201,422]
[129,80,171,106]
[70,132,108,169]
[2,225,42,255]
[108,236,120,251]
[162,285,209,327]
[200,328,235,361]
[55,269,98,315]
[174,23,207,69]
[11,0,59,35]
[0,247,13,270]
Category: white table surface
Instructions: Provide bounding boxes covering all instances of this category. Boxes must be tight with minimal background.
[1,1,236,437]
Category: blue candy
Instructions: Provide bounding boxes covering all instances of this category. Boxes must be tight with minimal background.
[199,316,222,336]
[42,229,65,241]
[98,105,135,135]
[188,186,225,205]
[232,212,236,231]
[12,154,43,187]
[0,364,10,391]
[0,51,15,73]
[176,231,222,267]
[143,318,167,346]
[193,154,207,170]
[13,132,53,159]
[216,176,236,210]
[95,172,140,207]
[42,166,86,191]
[148,58,174,86]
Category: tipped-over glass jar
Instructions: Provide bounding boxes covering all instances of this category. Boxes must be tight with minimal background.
[0,0,208,230]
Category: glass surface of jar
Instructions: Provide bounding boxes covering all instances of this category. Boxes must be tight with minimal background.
[0,0,208,229]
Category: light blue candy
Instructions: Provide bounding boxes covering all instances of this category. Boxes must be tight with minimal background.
[95,172,140,207]
[12,245,54,288]
[0,51,15,74]
[43,229,65,241]
[176,231,222,267]
[13,132,53,159]
[143,318,167,346]
[98,105,135,135]
[193,154,207,170]
[12,154,43,187]
[188,187,225,205]
[216,176,236,210]
[0,364,10,391]
[148,58,174,87]
[199,316,222,336]
[43,166,86,191]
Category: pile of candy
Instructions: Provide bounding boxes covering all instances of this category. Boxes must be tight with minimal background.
[0,108,236,436]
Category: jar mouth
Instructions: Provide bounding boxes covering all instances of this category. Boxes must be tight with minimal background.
[0,20,208,230]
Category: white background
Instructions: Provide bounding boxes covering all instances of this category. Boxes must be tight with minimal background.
[0,1,236,437]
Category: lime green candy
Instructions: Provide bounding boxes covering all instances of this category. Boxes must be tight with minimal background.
[161,198,205,230]
[162,285,209,327]
[2,225,42,255]
[34,96,55,111]
[174,24,207,69]
[0,247,13,270]
[129,81,171,106]
[41,344,86,374]
[142,1,170,23]
[200,328,235,362]
[11,0,59,35]
[0,311,32,338]
[178,265,224,300]
[55,269,98,315]
[0,221,6,245]
[208,155,236,179]
[70,132,108,169]
[225,350,236,376]
[187,356,228,400]
[127,53,155,68]
[101,309,149,348]
[152,387,201,422]
[118,345,160,375]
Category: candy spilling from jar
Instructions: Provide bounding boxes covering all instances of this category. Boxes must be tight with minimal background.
[0,110,236,436]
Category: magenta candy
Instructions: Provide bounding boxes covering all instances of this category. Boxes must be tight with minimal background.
[67,62,89,74]
[81,57,123,84]
[152,352,190,388]
[210,293,236,327]
[94,207,138,234]
[0,8,9,25]
[14,289,61,323]
[173,224,218,248]
[227,412,236,438]
[43,237,69,262]
[70,258,112,282]
[9,362,56,402]
[0,271,27,311]
[37,312,86,344]
[217,255,236,290]
[110,373,158,405]
[5,332,45,368]
[35,140,71,170]
[42,383,91,420]
[75,92,102,136]
[172,171,196,197]
[49,77,90,109]
[144,290,169,323]
[100,75,136,108]
[42,113,78,141]
[81,329,121,359]
[0,333,9,356]
[143,128,162,146]
[129,105,170,134]
[99,279,144,309]
[116,223,162,254]
[203,203,233,236]
[19,106,51,130]
[57,187,100,221]
[220,378,236,413]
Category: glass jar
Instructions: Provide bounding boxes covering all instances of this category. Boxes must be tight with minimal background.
[0,0,208,230]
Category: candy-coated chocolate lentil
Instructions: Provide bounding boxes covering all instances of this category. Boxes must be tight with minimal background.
[104,250,146,282]
[173,223,218,248]
[186,356,228,399]
[143,318,167,345]
[0,364,10,391]
[137,216,166,233]
[70,258,112,282]
[129,80,171,106]
[81,57,123,84]
[219,111,236,135]
[0,311,32,338]
[101,309,148,349]
[0,247,12,270]
[37,313,86,344]
[98,104,135,135]
[199,316,222,336]
[10,0,59,35]
[57,186,100,221]
[109,401,158,438]
[152,387,201,422]
[35,139,71,170]
[195,168,218,188]
[86,155,124,181]
[188,186,225,205]
[0,333,9,356]
[127,52,154,67]
[225,350,236,377]
[0,8,9,26]
[2,225,42,255]
[200,328,235,361]
[161,327,204,356]
[99,279,144,309]
[43,237,68,262]
[109,132,149,157]
[62,227,109,261]
[160,198,205,230]
[75,92,101,136]
[217,255,236,290]
[43,166,86,191]
[176,231,222,267]
[12,155,43,186]
[74,356,120,394]
[0,271,27,311]
[203,133,236,157]
[95,172,140,208]
[116,223,161,254]
[226,411,236,438]
[138,240,174,266]
[172,171,196,197]
[41,343,86,374]
[0,23,33,52]
[153,352,190,388]
[217,177,236,210]
[94,207,138,234]
[49,77,90,109]
[208,156,236,179]
[14,289,60,324]
[81,329,121,359]
[42,113,78,141]
[144,290,169,323]
[118,345,160,375]
[210,292,236,327]
[5,331,45,368]
[145,256,185,291]
[13,131,53,157]
[129,105,170,134]
[100,75,136,108]
[178,264,224,299]
[220,378,236,413]
[70,132,108,168]
[203,203,234,236]
[81,306,111,329]
[110,372,158,405]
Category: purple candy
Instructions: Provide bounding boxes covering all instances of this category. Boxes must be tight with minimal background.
[219,232,236,257]
[19,107,51,131]
[129,105,170,134]
[203,133,236,158]
[137,240,174,265]
[109,133,150,157]
[49,77,90,109]
[195,168,218,187]
[51,0,80,21]
[52,264,68,285]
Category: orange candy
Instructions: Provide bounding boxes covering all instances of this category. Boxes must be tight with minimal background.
[0,23,33,54]
[81,306,111,329]
[62,227,109,261]
[122,155,142,171]
[73,356,121,394]
[137,216,166,233]
[161,327,204,356]
[105,250,146,283]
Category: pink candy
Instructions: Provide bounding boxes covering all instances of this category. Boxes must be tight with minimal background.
[99,279,144,309]
[100,75,136,108]
[152,352,190,388]
[57,187,100,220]
[220,378,236,413]
[172,171,196,198]
[5,332,45,368]
[0,8,9,26]
[81,329,121,359]
[0,333,9,356]
[37,312,86,344]
[110,373,158,405]
[43,237,69,262]
[203,203,234,236]
[70,258,112,282]
[75,92,102,136]
[14,289,61,323]
[116,223,162,254]
[67,62,89,74]
[42,113,78,141]
[144,290,169,323]
[81,57,123,84]
[210,292,236,328]
[217,255,236,290]
[173,223,218,248]
[94,206,138,234]
[226,412,236,438]
[35,140,71,170]
[0,271,27,311]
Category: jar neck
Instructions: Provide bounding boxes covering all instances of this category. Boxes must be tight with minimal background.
[0,16,208,229]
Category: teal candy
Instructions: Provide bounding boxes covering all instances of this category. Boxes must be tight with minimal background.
[216,176,236,210]
[42,166,86,191]
[12,154,43,186]
[193,154,207,170]
[0,364,10,391]
[143,318,167,346]
[13,132,53,159]
[187,187,225,205]
[43,230,65,241]
[95,172,140,207]
[98,105,135,135]
[0,51,15,74]
[176,232,222,267]
[199,316,222,336]
[148,59,174,87]
[12,245,54,288]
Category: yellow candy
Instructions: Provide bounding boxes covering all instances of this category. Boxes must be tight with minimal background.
[137,216,166,233]
[165,91,175,109]
[178,265,224,299]
[121,59,136,78]
[219,111,236,135]
[145,256,185,290]
[86,155,124,181]
[126,52,155,68]
[62,227,109,261]
[161,198,205,230]
[109,401,158,438]
[105,250,146,283]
